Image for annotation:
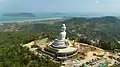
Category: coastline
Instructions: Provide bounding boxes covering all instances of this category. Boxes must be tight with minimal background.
[0,17,62,23]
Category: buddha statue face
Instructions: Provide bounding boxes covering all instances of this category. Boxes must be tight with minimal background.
[61,24,66,32]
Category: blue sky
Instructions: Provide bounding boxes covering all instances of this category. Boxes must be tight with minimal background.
[0,0,120,13]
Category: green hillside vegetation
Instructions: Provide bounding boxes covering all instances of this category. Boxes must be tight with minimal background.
[19,16,120,51]
[0,16,120,67]
[0,32,60,67]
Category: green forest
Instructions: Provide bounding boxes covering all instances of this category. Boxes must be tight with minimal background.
[0,32,60,67]
[0,16,120,67]
[19,16,120,51]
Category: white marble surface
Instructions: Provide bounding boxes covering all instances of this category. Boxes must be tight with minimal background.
[52,24,68,48]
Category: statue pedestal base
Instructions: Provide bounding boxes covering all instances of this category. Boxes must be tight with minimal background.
[51,39,68,48]
[56,46,77,59]
[44,40,78,59]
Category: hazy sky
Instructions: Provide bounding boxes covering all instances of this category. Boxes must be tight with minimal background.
[0,0,120,13]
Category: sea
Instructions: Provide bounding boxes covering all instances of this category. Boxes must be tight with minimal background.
[0,13,117,23]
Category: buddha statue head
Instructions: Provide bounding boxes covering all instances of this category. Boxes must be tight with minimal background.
[61,24,66,32]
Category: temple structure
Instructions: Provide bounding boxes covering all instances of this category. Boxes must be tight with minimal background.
[44,24,77,59]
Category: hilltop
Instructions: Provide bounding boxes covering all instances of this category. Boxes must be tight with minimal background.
[0,16,120,67]
[0,16,119,50]
[1,16,120,41]
[17,16,120,40]
[2,13,36,17]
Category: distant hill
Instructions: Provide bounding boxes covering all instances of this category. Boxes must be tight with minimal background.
[2,13,36,17]
[62,16,120,23]
[17,16,120,40]
[1,16,120,41]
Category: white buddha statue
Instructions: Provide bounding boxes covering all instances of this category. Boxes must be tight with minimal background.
[51,24,68,48]
[59,24,66,41]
